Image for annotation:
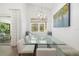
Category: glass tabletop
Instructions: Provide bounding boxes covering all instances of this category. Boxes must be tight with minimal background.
[24,34,65,45]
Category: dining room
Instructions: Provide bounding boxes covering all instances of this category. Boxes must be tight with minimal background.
[0,3,79,56]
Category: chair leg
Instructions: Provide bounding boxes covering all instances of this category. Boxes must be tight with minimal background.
[19,53,22,56]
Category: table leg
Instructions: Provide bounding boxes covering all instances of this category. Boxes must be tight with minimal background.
[47,44,51,48]
[33,44,38,56]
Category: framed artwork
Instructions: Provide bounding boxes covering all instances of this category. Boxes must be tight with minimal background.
[53,3,70,27]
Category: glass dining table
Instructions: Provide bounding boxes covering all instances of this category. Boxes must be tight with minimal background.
[24,34,65,56]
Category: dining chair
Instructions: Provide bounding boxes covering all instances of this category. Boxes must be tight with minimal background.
[47,32,52,36]
[36,48,56,56]
[17,39,35,56]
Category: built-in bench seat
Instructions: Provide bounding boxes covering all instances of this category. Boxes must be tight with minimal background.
[57,45,79,56]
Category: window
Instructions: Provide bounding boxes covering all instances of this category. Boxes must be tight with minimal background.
[0,22,10,43]
[31,24,38,32]
[40,24,44,32]
[31,18,47,32]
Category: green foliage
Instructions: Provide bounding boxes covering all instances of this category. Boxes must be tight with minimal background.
[0,22,10,34]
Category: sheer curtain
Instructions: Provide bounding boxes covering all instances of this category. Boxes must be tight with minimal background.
[10,9,21,46]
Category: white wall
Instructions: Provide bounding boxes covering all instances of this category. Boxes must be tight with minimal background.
[0,17,11,24]
[52,3,79,51]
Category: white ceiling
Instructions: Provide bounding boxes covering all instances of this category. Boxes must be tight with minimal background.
[26,3,57,11]
[26,3,60,18]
